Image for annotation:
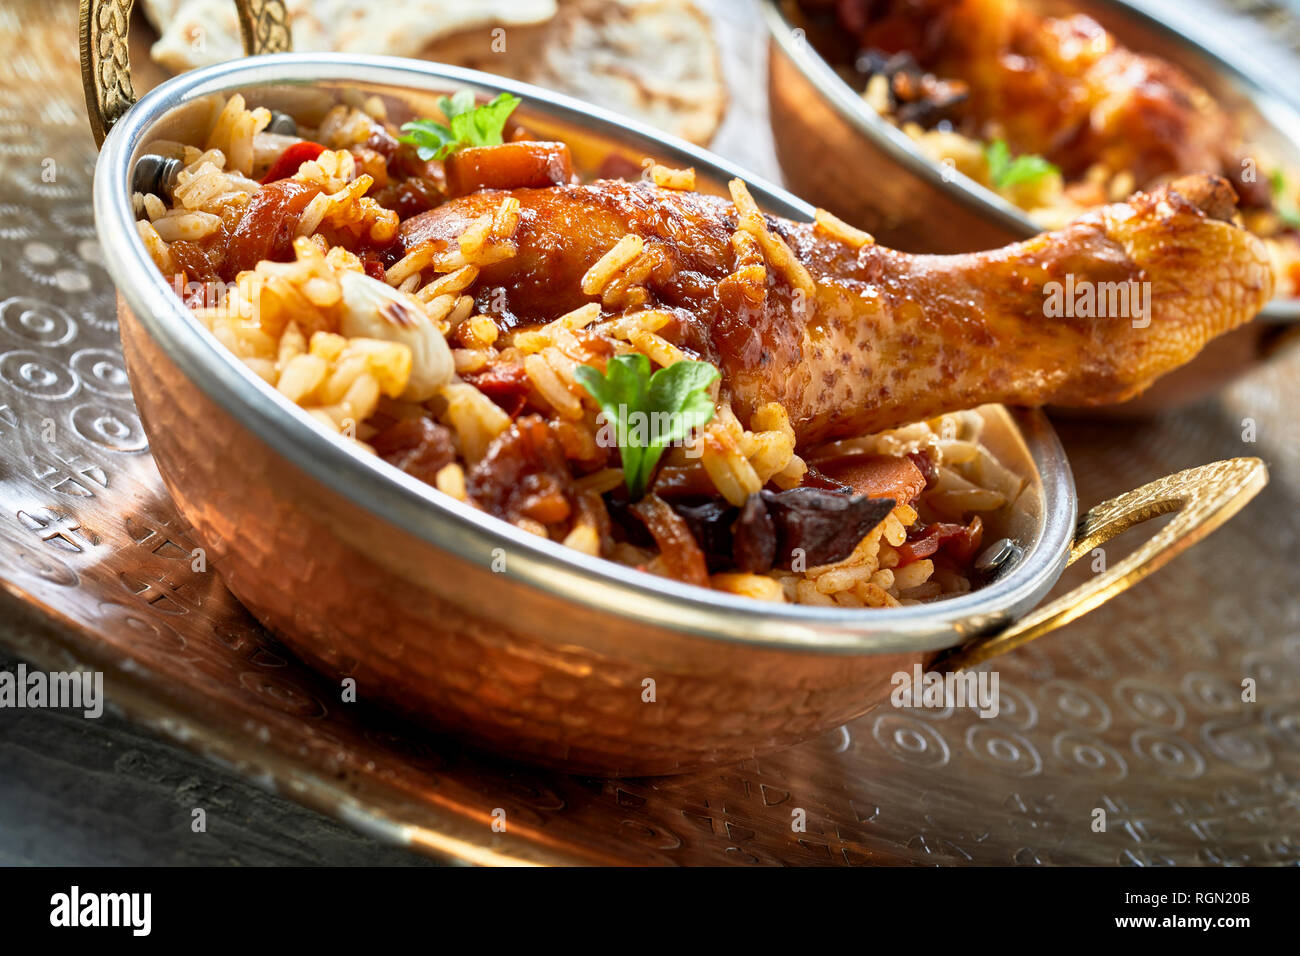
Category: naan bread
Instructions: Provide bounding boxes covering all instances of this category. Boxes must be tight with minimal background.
[419,0,726,145]
[141,0,726,145]
[141,0,557,71]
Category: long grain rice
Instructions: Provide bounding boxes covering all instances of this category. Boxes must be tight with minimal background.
[142,104,1017,608]
[728,178,817,302]
[581,234,644,295]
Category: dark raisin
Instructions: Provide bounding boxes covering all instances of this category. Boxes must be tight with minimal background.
[732,494,777,573]
[762,488,896,568]
[467,415,573,525]
[671,499,737,567]
[371,418,456,486]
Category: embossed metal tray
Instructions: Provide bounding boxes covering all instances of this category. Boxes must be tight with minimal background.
[1,0,1298,864]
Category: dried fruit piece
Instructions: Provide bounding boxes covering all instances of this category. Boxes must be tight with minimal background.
[762,488,896,569]
[372,417,456,485]
[731,494,777,573]
[671,487,896,573]
[468,414,574,525]
[631,493,709,587]
[816,453,925,504]
[462,362,529,417]
[225,178,321,278]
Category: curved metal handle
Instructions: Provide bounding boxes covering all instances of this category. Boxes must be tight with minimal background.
[938,456,1268,671]
[79,0,293,147]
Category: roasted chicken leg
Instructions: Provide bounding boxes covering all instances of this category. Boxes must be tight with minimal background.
[401,173,1272,444]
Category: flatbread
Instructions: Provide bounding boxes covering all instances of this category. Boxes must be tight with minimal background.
[141,0,557,71]
[140,0,726,145]
[419,0,727,145]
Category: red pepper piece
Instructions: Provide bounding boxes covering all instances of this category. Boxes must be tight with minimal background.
[259,141,327,184]
[896,515,983,566]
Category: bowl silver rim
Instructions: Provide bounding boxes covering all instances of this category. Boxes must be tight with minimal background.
[94,51,1076,656]
[761,0,1300,323]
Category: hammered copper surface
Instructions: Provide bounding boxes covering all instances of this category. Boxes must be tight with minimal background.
[1,0,1298,864]
[122,297,935,777]
[117,283,1267,776]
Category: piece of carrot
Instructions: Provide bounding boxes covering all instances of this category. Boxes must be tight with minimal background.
[445,141,574,196]
[816,453,927,504]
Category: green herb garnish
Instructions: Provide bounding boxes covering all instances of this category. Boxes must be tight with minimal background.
[398,91,522,162]
[984,139,1059,190]
[1270,170,1300,229]
[575,354,721,500]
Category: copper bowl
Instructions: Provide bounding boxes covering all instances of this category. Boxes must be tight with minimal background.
[762,0,1300,407]
[86,2,1267,775]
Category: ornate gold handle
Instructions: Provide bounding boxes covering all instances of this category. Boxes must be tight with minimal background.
[938,457,1268,671]
[79,0,293,147]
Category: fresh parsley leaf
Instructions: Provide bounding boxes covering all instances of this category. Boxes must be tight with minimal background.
[439,89,477,121]
[984,139,1059,190]
[398,92,522,162]
[1270,170,1300,229]
[575,355,721,500]
[398,119,457,162]
[575,354,650,498]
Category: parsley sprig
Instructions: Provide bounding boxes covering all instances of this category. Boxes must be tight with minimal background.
[1271,170,1300,229]
[398,91,522,162]
[575,355,721,500]
[984,139,1058,190]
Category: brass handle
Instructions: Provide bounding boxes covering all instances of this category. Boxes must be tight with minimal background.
[938,457,1268,671]
[79,0,293,147]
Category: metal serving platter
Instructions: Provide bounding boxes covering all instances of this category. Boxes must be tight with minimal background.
[0,0,1297,864]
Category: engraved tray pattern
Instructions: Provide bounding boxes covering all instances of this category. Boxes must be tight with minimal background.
[1,1,1298,865]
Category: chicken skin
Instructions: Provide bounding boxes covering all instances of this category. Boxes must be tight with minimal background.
[400,173,1273,444]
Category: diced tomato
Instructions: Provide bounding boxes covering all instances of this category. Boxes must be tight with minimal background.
[945,514,983,565]
[360,252,389,282]
[461,362,530,417]
[597,153,645,181]
[259,141,327,184]
[444,141,574,196]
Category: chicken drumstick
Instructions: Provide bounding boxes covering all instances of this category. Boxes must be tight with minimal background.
[401,173,1272,444]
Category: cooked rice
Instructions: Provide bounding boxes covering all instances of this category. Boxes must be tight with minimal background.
[581,234,645,295]
[728,178,817,302]
[140,92,1026,607]
[814,208,875,249]
[435,462,468,501]
[650,164,696,190]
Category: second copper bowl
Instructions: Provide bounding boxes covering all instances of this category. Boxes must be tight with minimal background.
[762,0,1300,407]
